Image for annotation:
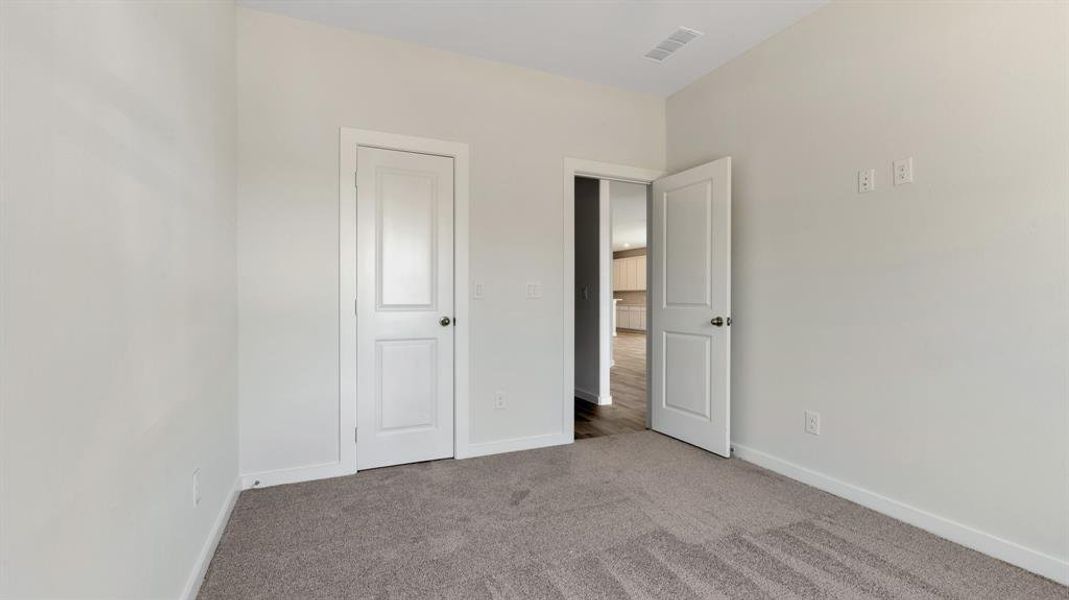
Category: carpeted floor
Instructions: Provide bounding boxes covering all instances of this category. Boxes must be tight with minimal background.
[198,432,1066,599]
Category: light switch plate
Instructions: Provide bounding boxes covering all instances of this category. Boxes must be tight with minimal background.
[526,281,542,299]
[472,281,485,299]
[893,157,913,185]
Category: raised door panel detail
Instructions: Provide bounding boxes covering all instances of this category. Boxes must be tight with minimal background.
[662,332,711,419]
[377,168,437,309]
[377,339,437,432]
[663,182,711,307]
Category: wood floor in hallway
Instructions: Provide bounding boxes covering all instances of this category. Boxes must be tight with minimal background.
[575,330,647,439]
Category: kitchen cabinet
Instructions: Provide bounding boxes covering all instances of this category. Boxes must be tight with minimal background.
[614,305,646,331]
[612,254,646,291]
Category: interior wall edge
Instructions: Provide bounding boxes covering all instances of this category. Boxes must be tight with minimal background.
[180,477,242,600]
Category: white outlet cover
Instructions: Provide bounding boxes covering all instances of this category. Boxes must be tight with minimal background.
[494,391,506,409]
[893,157,913,185]
[192,468,202,507]
[858,169,876,193]
[804,410,821,436]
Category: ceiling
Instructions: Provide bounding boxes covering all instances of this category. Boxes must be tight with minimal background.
[238,1,826,96]
[610,181,647,251]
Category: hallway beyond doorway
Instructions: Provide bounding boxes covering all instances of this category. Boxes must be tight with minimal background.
[575,331,646,439]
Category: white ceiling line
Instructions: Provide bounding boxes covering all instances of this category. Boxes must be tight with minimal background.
[238,1,827,96]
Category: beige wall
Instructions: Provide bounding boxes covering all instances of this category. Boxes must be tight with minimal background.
[668,0,1068,571]
[237,8,664,474]
[0,1,239,598]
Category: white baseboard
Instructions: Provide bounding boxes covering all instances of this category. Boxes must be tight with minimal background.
[575,387,612,406]
[242,432,573,490]
[456,432,571,459]
[732,444,1069,586]
[240,460,355,490]
[180,477,240,600]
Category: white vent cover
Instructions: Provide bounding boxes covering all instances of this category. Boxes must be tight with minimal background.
[644,27,704,62]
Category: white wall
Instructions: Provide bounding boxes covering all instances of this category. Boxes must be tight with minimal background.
[610,180,648,252]
[237,8,664,476]
[0,1,239,598]
[668,0,1069,577]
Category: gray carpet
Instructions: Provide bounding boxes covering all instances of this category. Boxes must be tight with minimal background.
[198,431,1066,599]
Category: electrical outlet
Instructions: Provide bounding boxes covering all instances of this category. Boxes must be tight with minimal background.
[858,169,876,193]
[525,282,542,299]
[893,157,913,185]
[804,411,821,436]
[494,391,506,410]
[192,468,202,507]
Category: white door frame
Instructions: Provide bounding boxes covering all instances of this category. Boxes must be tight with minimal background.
[341,128,471,471]
[563,158,664,440]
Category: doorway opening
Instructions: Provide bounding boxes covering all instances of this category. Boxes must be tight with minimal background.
[573,176,650,439]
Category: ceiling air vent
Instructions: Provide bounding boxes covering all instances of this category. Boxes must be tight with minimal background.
[644,27,703,62]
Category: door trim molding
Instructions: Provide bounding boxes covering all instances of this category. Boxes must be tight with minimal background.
[341,128,471,473]
[563,158,664,442]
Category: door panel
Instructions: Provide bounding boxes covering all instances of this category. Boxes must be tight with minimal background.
[377,170,437,308]
[377,339,437,431]
[357,147,454,470]
[650,157,731,457]
[663,333,710,418]
[664,182,711,307]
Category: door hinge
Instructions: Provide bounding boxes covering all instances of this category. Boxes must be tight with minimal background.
[354,171,358,188]
[354,428,358,443]
[354,298,358,315]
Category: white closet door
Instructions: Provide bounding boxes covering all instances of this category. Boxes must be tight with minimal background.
[650,157,732,458]
[356,146,455,470]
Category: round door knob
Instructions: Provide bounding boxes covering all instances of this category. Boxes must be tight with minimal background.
[439,316,452,327]
[710,316,724,327]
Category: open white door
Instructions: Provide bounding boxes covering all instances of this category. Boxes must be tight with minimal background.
[650,157,731,457]
[356,146,455,470]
